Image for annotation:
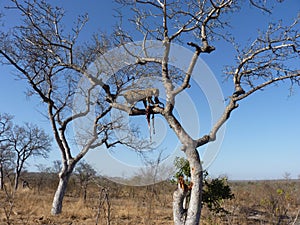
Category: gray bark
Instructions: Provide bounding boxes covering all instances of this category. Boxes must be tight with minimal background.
[184,148,203,225]
[173,186,187,224]
[14,160,22,191]
[51,174,70,215]
[51,163,75,215]
[14,171,19,191]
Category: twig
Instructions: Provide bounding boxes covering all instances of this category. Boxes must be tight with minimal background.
[292,209,300,225]
[95,185,111,225]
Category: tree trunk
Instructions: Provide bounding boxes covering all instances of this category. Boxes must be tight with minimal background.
[0,163,3,190]
[173,146,203,225]
[51,166,73,215]
[14,169,20,191]
[14,158,24,191]
[83,182,88,203]
[173,185,188,224]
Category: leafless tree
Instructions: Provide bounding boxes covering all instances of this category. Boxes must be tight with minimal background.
[0,113,14,190]
[51,160,62,174]
[0,0,107,214]
[95,185,111,225]
[0,0,143,215]
[101,1,298,224]
[35,163,53,193]
[75,161,97,202]
[8,123,52,190]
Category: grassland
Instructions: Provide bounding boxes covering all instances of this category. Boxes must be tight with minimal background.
[0,173,299,224]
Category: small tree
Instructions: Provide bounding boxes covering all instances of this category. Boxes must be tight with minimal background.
[0,113,14,190]
[51,160,62,174]
[202,174,234,214]
[35,163,53,193]
[8,123,52,190]
[75,161,97,202]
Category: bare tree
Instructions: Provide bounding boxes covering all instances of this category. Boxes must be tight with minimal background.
[75,161,97,202]
[51,160,62,174]
[0,0,105,214]
[97,1,298,224]
[35,163,53,193]
[8,123,52,190]
[0,0,139,215]
[0,113,14,190]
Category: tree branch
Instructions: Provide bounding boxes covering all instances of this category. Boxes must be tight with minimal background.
[234,72,300,102]
[196,98,238,147]
[172,43,201,96]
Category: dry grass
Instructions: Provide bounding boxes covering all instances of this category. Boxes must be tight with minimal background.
[0,175,299,224]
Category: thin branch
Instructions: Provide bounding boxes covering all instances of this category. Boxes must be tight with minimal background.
[249,0,272,14]
[136,0,163,9]
[235,72,300,102]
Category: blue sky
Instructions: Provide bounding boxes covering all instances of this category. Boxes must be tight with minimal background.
[0,0,299,180]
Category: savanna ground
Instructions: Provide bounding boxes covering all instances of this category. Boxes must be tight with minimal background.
[0,173,299,225]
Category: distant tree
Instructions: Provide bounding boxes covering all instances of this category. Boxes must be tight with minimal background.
[283,172,291,180]
[8,123,52,190]
[0,113,14,190]
[35,163,53,193]
[75,161,97,202]
[51,160,62,174]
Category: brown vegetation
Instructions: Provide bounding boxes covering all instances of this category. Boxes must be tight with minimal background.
[0,173,299,224]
